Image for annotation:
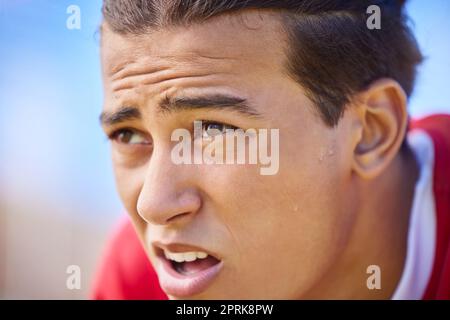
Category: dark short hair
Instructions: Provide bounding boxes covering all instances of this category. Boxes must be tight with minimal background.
[102,0,422,127]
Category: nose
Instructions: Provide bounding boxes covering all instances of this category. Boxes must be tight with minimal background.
[136,148,202,226]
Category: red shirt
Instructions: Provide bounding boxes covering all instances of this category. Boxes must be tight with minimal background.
[91,114,450,300]
[412,115,450,299]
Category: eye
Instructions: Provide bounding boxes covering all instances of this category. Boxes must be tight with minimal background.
[109,128,151,145]
[201,121,237,139]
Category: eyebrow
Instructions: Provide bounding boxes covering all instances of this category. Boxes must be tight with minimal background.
[160,94,262,118]
[100,106,141,126]
[100,93,262,126]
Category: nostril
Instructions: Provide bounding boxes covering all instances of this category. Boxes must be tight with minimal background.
[166,211,192,224]
[136,187,202,225]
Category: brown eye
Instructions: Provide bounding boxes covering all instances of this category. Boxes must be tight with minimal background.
[110,129,150,145]
[202,121,237,138]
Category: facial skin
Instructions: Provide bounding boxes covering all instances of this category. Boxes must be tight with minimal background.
[100,10,418,299]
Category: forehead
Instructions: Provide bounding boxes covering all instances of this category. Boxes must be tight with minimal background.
[101,10,287,83]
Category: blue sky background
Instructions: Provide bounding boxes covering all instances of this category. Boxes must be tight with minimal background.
[0,0,449,221]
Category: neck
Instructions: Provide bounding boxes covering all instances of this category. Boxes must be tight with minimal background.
[306,146,419,299]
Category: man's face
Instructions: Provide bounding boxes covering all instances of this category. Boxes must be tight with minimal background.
[101,11,357,299]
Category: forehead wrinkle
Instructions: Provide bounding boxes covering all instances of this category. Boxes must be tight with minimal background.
[110,70,233,94]
[103,24,285,93]
[108,54,240,94]
[110,61,171,81]
[102,9,287,73]
[102,12,288,119]
[103,24,274,81]
[110,51,239,79]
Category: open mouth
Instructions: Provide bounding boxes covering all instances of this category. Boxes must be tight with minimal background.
[165,250,221,275]
[154,245,224,297]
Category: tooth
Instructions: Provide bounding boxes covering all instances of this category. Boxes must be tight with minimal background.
[164,249,210,262]
[166,251,183,262]
[184,252,197,262]
[164,250,170,260]
[172,253,185,263]
[168,252,176,261]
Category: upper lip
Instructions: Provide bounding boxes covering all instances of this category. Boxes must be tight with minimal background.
[152,241,222,261]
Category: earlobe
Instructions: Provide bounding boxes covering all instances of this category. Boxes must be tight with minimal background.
[352,79,408,180]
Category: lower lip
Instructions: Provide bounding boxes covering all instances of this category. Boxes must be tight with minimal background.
[156,256,224,298]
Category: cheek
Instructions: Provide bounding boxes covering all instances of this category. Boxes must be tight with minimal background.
[230,177,350,297]
[112,159,146,224]
[202,137,352,297]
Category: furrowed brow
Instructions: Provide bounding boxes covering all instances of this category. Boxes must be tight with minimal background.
[99,106,141,126]
[159,94,262,118]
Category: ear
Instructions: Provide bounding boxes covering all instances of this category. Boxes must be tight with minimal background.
[352,79,408,179]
